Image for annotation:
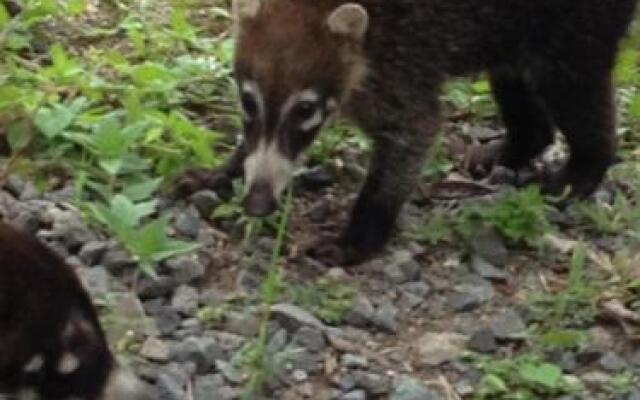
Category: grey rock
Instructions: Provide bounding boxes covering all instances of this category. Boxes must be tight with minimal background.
[14,210,40,235]
[397,291,423,310]
[467,329,497,353]
[79,241,108,266]
[627,390,640,400]
[170,336,224,373]
[193,374,226,400]
[292,326,326,353]
[341,354,368,369]
[386,250,421,284]
[224,311,261,337]
[455,275,494,303]
[286,347,322,373]
[216,360,243,384]
[155,363,189,400]
[346,295,376,328]
[491,309,526,339]
[271,303,325,332]
[384,264,407,284]
[559,352,577,373]
[400,281,431,298]
[307,201,330,223]
[471,229,508,266]
[199,288,227,307]
[470,255,508,281]
[391,377,441,400]
[352,371,390,396]
[154,307,182,336]
[174,208,201,238]
[581,371,611,386]
[371,302,399,332]
[446,292,482,313]
[164,256,205,285]
[292,369,308,382]
[339,374,357,391]
[454,379,474,397]
[81,266,111,297]
[140,337,170,362]
[189,190,222,217]
[599,352,627,372]
[416,332,467,367]
[101,248,136,274]
[267,328,289,355]
[138,275,177,299]
[171,285,199,316]
[340,390,367,400]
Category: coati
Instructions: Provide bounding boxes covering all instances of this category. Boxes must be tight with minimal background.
[179,0,638,264]
[0,221,145,400]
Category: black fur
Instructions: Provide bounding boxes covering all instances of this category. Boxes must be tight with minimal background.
[0,221,114,399]
[185,0,639,264]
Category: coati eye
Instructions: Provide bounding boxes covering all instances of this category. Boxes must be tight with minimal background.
[294,101,317,121]
[241,93,258,119]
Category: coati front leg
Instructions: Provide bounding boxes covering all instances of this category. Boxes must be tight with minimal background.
[315,102,439,265]
[469,68,554,180]
[174,144,246,198]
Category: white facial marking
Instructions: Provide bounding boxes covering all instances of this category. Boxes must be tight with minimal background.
[57,352,80,375]
[280,89,320,120]
[244,140,293,199]
[23,354,44,373]
[240,80,264,122]
[300,109,323,132]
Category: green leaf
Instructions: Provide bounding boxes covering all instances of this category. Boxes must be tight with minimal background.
[122,178,163,202]
[539,329,587,349]
[519,363,562,389]
[0,4,9,28]
[34,103,75,139]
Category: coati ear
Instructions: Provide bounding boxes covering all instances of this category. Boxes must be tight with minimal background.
[327,3,369,41]
[232,0,261,21]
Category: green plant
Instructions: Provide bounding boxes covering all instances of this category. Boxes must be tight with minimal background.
[291,277,357,324]
[472,353,584,400]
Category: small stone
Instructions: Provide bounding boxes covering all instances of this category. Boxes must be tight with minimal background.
[138,275,177,299]
[292,326,326,353]
[101,248,135,274]
[341,354,368,369]
[372,302,398,332]
[627,389,640,400]
[171,285,199,316]
[14,210,39,235]
[193,374,230,400]
[467,329,497,353]
[140,337,170,362]
[346,296,376,328]
[454,379,474,397]
[189,190,221,217]
[491,309,526,339]
[286,347,322,373]
[339,374,357,391]
[80,266,111,297]
[292,369,308,382]
[399,282,431,298]
[216,360,243,384]
[174,208,201,238]
[581,371,611,386]
[416,332,467,367]
[155,307,182,336]
[352,371,390,396]
[164,256,205,285]
[384,264,407,284]
[170,337,224,373]
[599,352,627,372]
[155,363,188,400]
[559,352,577,373]
[397,291,423,310]
[271,303,326,332]
[446,292,482,313]
[471,229,508,266]
[340,390,367,400]
[391,376,441,400]
[224,311,261,337]
[79,241,108,266]
[470,255,508,281]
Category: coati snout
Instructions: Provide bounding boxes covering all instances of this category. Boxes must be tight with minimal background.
[182,0,638,264]
[0,221,146,400]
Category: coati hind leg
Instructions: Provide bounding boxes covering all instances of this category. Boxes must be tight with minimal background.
[532,67,616,197]
[174,144,246,198]
[313,101,439,265]
[469,68,554,179]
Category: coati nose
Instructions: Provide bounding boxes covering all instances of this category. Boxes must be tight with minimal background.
[243,181,278,217]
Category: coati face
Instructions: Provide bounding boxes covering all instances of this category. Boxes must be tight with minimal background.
[233,0,369,216]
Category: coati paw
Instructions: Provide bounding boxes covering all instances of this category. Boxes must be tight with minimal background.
[173,168,233,198]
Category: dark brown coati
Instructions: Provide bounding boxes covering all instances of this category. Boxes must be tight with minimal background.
[0,221,145,400]
[179,0,638,264]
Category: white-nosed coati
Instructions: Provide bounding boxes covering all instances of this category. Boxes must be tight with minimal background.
[178,0,639,264]
[0,221,145,400]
